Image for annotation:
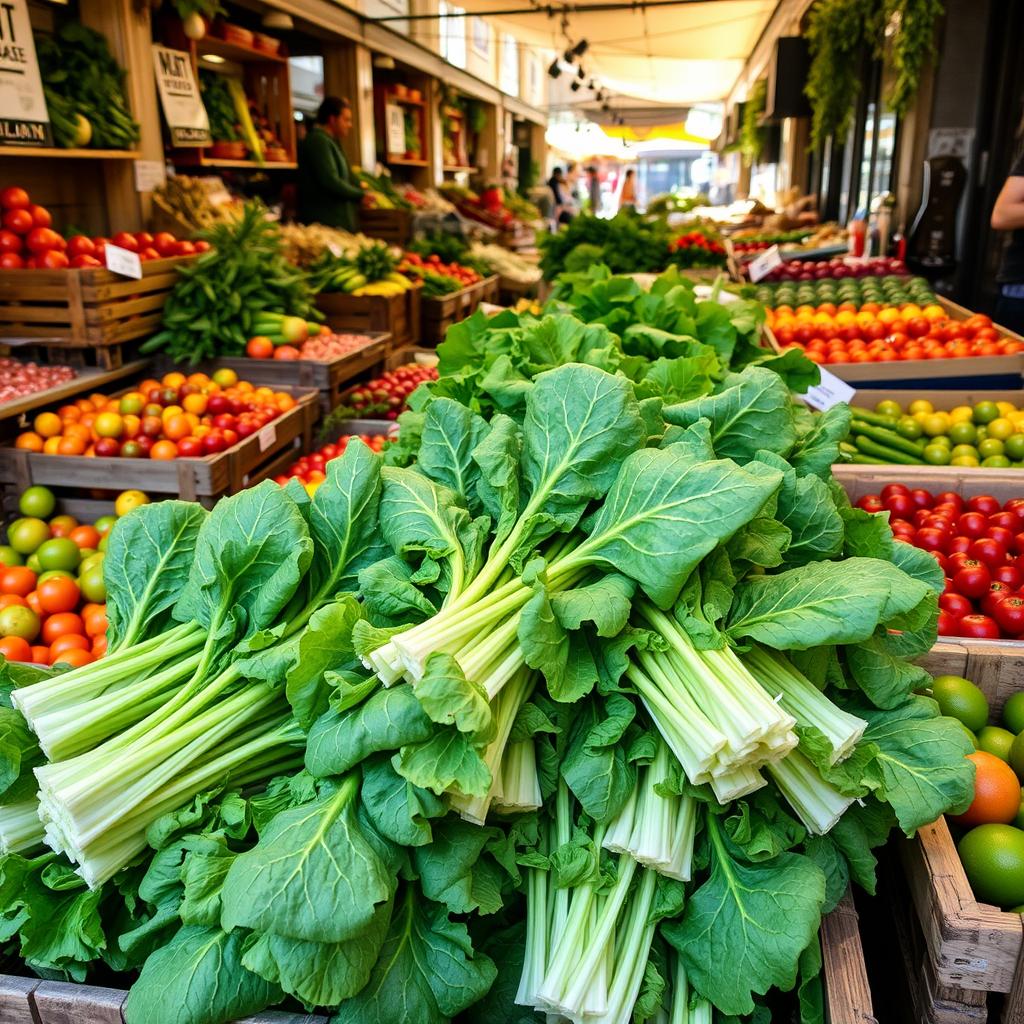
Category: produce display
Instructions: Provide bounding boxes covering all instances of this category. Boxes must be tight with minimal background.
[247,330,380,362]
[144,203,320,361]
[470,241,542,284]
[274,432,389,490]
[12,368,297,459]
[356,170,415,211]
[0,484,118,666]
[438,182,527,228]
[323,360,439,424]
[753,255,910,285]
[539,209,672,278]
[399,185,455,214]
[0,359,76,406]
[843,398,1024,468]
[242,313,324,357]
[0,187,200,270]
[729,229,814,255]
[37,22,139,150]
[152,176,244,233]
[309,240,415,297]
[407,231,492,275]
[758,272,931,310]
[926,673,1024,909]
[666,227,728,268]
[400,251,483,296]
[769,299,1021,365]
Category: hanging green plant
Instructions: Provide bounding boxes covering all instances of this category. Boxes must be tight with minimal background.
[739,80,767,165]
[884,0,944,114]
[466,99,488,136]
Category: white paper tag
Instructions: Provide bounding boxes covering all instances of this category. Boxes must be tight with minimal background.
[104,243,142,279]
[134,160,167,192]
[258,423,277,451]
[327,242,343,258]
[799,367,856,412]
[748,244,783,283]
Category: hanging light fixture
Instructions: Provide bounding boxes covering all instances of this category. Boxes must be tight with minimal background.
[548,59,562,79]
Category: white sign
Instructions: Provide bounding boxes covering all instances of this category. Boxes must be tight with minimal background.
[258,423,277,452]
[0,0,51,146]
[104,243,142,280]
[800,367,855,412]
[748,244,783,283]
[384,104,405,156]
[134,160,167,193]
[152,45,210,147]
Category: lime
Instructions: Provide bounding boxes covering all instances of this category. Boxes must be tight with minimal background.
[983,456,1013,468]
[979,438,1006,459]
[974,401,1000,424]
[93,515,117,536]
[897,416,924,440]
[932,435,953,448]
[97,534,109,553]
[1006,435,1024,462]
[79,552,104,575]
[0,605,39,642]
[924,444,952,465]
[6,518,50,555]
[0,546,22,567]
[979,725,1016,762]
[1004,693,1024,735]
[79,565,106,603]
[952,444,980,459]
[932,675,990,731]
[977,425,989,442]
[949,422,979,445]
[951,455,981,467]
[1011,732,1024,781]
[35,537,81,573]
[18,486,55,519]
[875,399,902,418]
[958,824,1024,907]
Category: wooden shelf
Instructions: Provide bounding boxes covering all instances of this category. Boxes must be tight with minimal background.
[197,35,287,65]
[0,147,142,160]
[172,154,296,170]
[387,156,429,167]
[388,95,425,107]
[443,165,477,173]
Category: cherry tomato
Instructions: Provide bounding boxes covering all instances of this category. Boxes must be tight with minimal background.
[958,512,989,539]
[49,634,90,658]
[989,511,1020,533]
[958,614,1001,640]
[947,535,973,555]
[41,612,85,645]
[953,559,992,598]
[940,592,974,617]
[915,527,949,554]
[994,564,1024,590]
[910,488,934,509]
[881,483,910,500]
[982,581,1014,617]
[1004,499,1024,523]
[994,596,1024,637]
[969,537,1008,570]
[0,636,31,662]
[937,609,962,635]
[968,495,1001,517]
[37,576,81,615]
[1,566,36,597]
[935,493,965,514]
[884,493,915,518]
[52,648,93,668]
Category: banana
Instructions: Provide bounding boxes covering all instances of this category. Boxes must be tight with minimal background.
[344,274,368,293]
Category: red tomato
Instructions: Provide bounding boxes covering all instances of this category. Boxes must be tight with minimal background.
[49,634,90,658]
[134,231,154,247]
[29,645,49,665]
[0,229,21,254]
[855,494,884,514]
[1,566,37,597]
[176,437,204,457]
[994,597,1024,636]
[193,240,211,253]
[940,592,974,617]
[982,581,1015,617]
[881,483,910,499]
[957,512,989,539]
[0,636,31,662]
[53,648,93,668]
[2,208,33,234]
[910,488,934,509]
[884,492,915,518]
[41,612,85,645]
[969,494,1002,517]
[0,187,30,210]
[112,231,140,253]
[152,232,177,257]
[935,492,965,514]
[27,204,51,228]
[65,235,95,259]
[987,526,1016,552]
[174,240,196,256]
[0,252,23,269]
[37,576,81,615]
[994,564,1024,589]
[25,227,63,253]
[953,559,992,598]
[938,609,962,635]
[947,536,974,555]
[915,527,949,554]
[958,614,1001,639]
[70,254,102,268]
[38,250,69,269]
[969,536,1008,570]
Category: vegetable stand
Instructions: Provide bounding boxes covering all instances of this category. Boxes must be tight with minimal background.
[419,274,500,345]
[316,284,421,348]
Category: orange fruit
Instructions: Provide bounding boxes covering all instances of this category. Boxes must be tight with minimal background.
[163,414,191,441]
[951,751,1022,827]
[162,371,186,389]
[150,440,178,460]
[68,525,101,550]
[33,412,61,438]
[15,432,44,453]
[57,436,86,456]
[52,647,93,668]
[93,411,123,438]
[42,437,61,455]
[182,393,207,415]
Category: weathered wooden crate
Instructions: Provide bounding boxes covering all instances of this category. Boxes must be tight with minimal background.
[420,275,499,345]
[315,283,421,347]
[0,256,197,364]
[821,890,877,1024]
[208,333,391,413]
[359,208,414,246]
[0,386,318,508]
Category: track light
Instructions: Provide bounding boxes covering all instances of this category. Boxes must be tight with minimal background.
[563,48,575,63]
[595,90,604,101]
[588,79,596,90]
[548,60,562,79]
[572,39,589,57]
[570,79,580,91]
[577,66,585,80]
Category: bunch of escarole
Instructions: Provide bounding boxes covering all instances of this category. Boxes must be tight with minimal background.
[0,361,974,1024]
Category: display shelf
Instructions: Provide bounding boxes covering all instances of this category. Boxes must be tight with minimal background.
[443,165,477,173]
[197,35,287,64]
[386,156,429,167]
[0,147,142,160]
[388,95,425,107]
[171,155,296,170]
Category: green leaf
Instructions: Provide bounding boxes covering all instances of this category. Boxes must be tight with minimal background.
[840,506,893,559]
[179,836,234,927]
[551,573,636,636]
[415,653,493,737]
[105,501,205,650]
[220,776,392,943]
[361,755,447,847]
[802,836,849,914]
[845,634,933,709]
[472,414,522,547]
[359,556,438,623]
[417,398,490,512]
[664,814,825,1016]
[0,708,39,797]
[579,446,783,608]
[395,727,492,799]
[411,819,506,915]
[124,926,281,1024]
[306,686,434,778]
[242,895,393,1009]
[331,887,496,1023]
[790,404,852,479]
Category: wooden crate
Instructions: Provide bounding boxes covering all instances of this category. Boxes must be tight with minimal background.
[0,256,196,362]
[821,890,878,1024]
[359,208,414,246]
[384,345,438,370]
[208,334,391,413]
[0,386,318,508]
[420,275,499,345]
[316,284,421,348]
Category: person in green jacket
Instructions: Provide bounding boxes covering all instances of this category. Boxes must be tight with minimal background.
[297,96,364,230]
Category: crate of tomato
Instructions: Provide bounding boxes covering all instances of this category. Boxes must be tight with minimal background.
[401,253,498,345]
[0,366,317,508]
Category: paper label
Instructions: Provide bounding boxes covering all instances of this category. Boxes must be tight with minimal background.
[748,244,783,283]
[327,242,343,258]
[0,0,51,146]
[134,160,167,192]
[258,423,277,451]
[104,243,142,279]
[385,104,405,156]
[800,367,856,412]
[152,45,210,146]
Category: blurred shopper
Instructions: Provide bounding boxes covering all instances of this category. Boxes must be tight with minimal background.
[586,165,601,215]
[548,166,574,225]
[297,97,364,230]
[993,150,1024,333]
[619,167,636,211]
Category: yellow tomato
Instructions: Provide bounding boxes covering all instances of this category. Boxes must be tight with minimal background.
[834,311,856,327]
[922,412,951,437]
[949,406,974,424]
[161,371,186,389]
[901,304,923,319]
[923,304,946,321]
[998,402,1018,417]
[43,436,61,455]
[855,311,876,330]
[93,412,123,439]
[115,490,150,517]
[987,417,1015,441]
[877,307,900,325]
[908,399,934,416]
[161,404,184,421]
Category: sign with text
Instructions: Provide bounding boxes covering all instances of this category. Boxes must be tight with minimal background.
[104,243,142,280]
[799,367,855,412]
[748,244,783,283]
[152,45,210,147]
[384,104,404,156]
[134,159,167,193]
[0,0,51,147]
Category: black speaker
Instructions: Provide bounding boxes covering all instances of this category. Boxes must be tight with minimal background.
[764,37,811,121]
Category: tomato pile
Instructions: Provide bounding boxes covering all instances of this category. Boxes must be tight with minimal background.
[274,433,389,493]
[246,332,379,363]
[0,485,139,666]
[767,304,1021,364]
[754,256,908,282]
[12,369,297,460]
[856,485,1024,639]
[400,252,482,287]
[0,186,203,270]
[0,359,76,406]
[342,362,439,420]
[666,229,727,268]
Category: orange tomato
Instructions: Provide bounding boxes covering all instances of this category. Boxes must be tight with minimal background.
[183,393,208,415]
[122,414,141,439]
[150,440,178,460]
[29,645,50,665]
[91,633,108,657]
[25,591,43,616]
[53,647,93,668]
[277,394,296,412]
[15,432,44,452]
[74,398,95,414]
[69,525,101,550]
[163,414,192,441]
[951,751,1021,827]
[0,636,31,662]
[1,566,37,598]
[162,371,186,389]
[37,576,81,615]
[64,422,91,442]
[33,411,62,438]
[57,436,86,456]
[80,602,103,619]
[49,634,90,658]
[41,612,85,644]
[0,594,27,610]
[84,609,108,638]
[56,405,80,420]
[42,437,61,455]
[246,336,274,359]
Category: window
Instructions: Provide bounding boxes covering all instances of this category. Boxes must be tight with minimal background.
[500,34,519,96]
[471,16,490,60]
[439,1,466,69]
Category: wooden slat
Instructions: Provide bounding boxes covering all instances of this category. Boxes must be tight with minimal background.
[30,981,125,1024]
[821,891,877,1024]
[0,974,40,1022]
[918,640,1024,719]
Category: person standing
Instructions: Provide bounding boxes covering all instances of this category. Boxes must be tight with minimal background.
[548,166,573,225]
[619,167,636,211]
[586,165,601,215]
[992,149,1024,334]
[297,97,364,230]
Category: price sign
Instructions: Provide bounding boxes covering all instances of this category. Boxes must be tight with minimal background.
[134,160,167,193]
[258,423,277,452]
[748,244,783,283]
[799,367,855,412]
[327,242,343,258]
[104,243,142,280]
[0,0,51,146]
[152,45,210,146]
